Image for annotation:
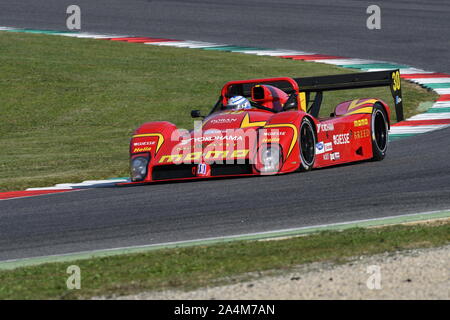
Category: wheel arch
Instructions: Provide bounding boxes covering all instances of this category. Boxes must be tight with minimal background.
[372,100,391,129]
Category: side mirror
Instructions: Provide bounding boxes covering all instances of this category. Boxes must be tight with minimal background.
[191,110,203,118]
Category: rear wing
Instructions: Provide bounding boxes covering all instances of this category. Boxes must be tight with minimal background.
[219,70,404,121]
[293,70,404,121]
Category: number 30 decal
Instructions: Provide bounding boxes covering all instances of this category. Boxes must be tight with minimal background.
[392,71,401,91]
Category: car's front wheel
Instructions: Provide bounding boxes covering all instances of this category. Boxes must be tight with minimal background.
[299,118,316,171]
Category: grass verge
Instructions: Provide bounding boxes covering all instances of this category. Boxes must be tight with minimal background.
[0,221,448,299]
[0,32,438,191]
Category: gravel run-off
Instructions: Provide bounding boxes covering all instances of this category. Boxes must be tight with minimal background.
[110,245,449,300]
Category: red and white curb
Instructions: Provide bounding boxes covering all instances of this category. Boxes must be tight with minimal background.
[0,178,130,200]
[25,178,130,191]
[1,26,450,195]
[0,189,77,201]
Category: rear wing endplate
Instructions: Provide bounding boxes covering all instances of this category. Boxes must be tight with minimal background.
[294,70,404,121]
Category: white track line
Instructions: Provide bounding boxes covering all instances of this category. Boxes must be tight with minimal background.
[246,50,314,56]
[26,178,130,191]
[145,41,225,48]
[407,112,450,120]
[165,41,228,48]
[389,125,449,134]
[365,68,434,74]
[434,88,450,95]
[311,59,386,65]
[432,102,450,108]
[53,33,129,39]
[410,78,450,84]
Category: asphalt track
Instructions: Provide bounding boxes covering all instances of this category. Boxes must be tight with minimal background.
[1,0,449,261]
[1,0,449,73]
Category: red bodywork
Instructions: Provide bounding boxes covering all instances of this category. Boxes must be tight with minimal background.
[123,77,391,185]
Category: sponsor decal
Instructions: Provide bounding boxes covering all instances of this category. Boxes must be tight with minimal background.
[159,154,183,163]
[210,118,238,124]
[323,153,330,160]
[264,124,298,157]
[133,146,152,153]
[324,142,333,152]
[263,131,286,136]
[333,133,350,145]
[315,142,325,155]
[132,133,164,153]
[354,129,371,139]
[197,163,207,175]
[330,152,340,161]
[159,149,250,163]
[133,141,155,146]
[262,138,280,143]
[181,135,244,145]
[317,123,335,133]
[354,118,369,127]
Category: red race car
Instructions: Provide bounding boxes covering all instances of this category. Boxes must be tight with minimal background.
[125,70,404,184]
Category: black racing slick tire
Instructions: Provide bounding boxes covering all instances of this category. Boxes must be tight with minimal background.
[299,117,316,171]
[371,105,389,161]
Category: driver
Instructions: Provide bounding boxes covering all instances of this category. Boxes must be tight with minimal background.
[226,96,252,110]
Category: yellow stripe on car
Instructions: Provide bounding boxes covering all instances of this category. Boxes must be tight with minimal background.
[240,113,267,128]
[345,106,374,116]
[347,99,378,112]
[264,123,298,157]
[132,133,165,153]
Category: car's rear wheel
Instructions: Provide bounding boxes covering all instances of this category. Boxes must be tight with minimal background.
[371,105,389,161]
[299,118,316,171]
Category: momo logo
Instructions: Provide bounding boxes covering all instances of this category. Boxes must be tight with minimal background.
[354,118,369,127]
[159,149,250,164]
[333,134,350,145]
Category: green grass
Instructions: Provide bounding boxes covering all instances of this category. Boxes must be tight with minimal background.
[0,32,438,191]
[0,222,448,299]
